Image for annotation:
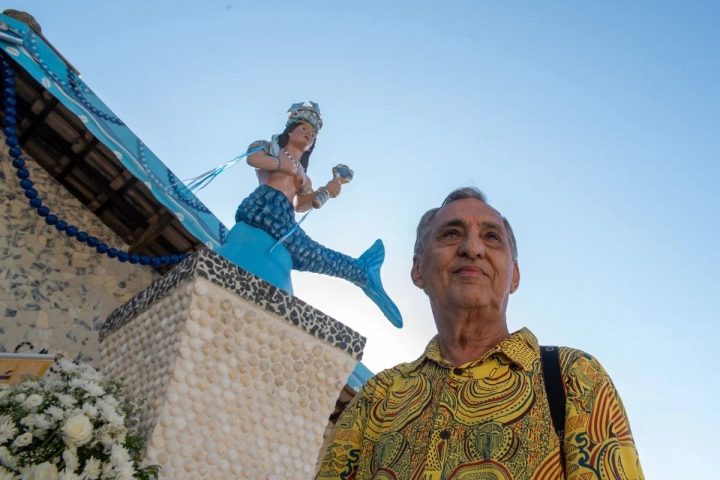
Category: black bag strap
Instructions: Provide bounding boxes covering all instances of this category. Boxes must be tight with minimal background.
[540,346,566,462]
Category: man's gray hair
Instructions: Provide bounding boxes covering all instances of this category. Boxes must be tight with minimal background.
[413,187,518,260]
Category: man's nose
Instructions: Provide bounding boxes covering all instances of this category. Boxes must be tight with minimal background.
[458,235,485,257]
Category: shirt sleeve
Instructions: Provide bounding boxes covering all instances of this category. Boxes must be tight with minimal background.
[315,383,371,479]
[560,348,645,480]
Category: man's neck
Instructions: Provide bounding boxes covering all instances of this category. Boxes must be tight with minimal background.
[433,309,510,367]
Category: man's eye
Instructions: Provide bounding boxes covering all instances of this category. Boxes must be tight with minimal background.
[485,232,501,242]
[442,230,461,238]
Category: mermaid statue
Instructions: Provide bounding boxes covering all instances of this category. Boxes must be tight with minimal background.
[216,102,403,328]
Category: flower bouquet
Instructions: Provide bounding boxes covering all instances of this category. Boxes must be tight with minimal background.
[0,358,158,480]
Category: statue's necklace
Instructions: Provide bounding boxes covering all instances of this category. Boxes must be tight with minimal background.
[281,148,298,167]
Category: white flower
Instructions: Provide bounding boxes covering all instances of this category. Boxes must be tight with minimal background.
[102,395,119,409]
[11,432,32,448]
[109,444,130,466]
[101,461,114,478]
[82,382,104,398]
[0,388,11,403]
[55,394,76,408]
[0,418,17,444]
[62,447,79,472]
[61,414,93,447]
[28,461,59,480]
[33,414,53,430]
[0,446,17,469]
[97,401,124,427]
[58,469,79,480]
[0,465,17,480]
[46,406,65,421]
[19,415,35,428]
[12,394,25,404]
[82,403,98,419]
[23,394,43,410]
[116,462,135,480]
[81,457,102,480]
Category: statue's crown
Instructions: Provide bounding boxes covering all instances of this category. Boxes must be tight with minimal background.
[287,101,322,132]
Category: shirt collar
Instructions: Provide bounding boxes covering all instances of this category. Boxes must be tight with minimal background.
[406,327,539,373]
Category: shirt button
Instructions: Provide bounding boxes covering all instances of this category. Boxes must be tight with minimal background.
[439,429,450,440]
[453,367,463,376]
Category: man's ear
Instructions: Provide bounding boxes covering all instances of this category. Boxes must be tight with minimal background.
[510,260,520,293]
[411,255,424,289]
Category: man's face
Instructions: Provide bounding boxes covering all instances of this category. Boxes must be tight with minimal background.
[411,198,520,315]
[287,122,316,150]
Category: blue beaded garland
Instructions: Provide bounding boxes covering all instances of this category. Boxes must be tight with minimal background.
[1,60,191,269]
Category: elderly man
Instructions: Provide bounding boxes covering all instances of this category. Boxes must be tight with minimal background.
[316,187,643,479]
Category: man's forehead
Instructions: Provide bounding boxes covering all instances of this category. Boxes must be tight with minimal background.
[432,198,503,228]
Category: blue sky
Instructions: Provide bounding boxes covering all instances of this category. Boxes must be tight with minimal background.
[11,1,720,477]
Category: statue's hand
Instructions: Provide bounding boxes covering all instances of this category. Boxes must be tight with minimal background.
[326,178,342,198]
[277,157,298,175]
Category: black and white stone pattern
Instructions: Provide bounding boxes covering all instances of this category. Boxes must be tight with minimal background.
[100,249,367,360]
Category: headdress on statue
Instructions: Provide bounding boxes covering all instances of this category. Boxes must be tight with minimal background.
[287,101,323,132]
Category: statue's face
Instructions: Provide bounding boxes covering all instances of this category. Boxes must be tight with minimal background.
[288,122,317,150]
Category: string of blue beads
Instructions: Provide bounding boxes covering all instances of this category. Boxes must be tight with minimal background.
[1,54,188,267]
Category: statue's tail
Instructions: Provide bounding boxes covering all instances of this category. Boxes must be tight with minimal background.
[358,240,403,328]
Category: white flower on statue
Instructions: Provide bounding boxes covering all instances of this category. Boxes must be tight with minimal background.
[101,461,114,478]
[12,432,33,448]
[27,462,59,480]
[82,382,104,398]
[23,394,43,410]
[13,394,26,404]
[0,417,17,444]
[61,414,93,447]
[81,457,101,480]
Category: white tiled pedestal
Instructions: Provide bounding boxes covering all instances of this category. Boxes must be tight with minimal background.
[100,250,365,479]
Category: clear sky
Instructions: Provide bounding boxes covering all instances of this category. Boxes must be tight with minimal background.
[11,1,720,477]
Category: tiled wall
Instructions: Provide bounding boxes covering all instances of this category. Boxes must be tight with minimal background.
[0,138,155,364]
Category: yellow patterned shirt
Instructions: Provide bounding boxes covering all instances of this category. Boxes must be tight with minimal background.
[316,328,643,480]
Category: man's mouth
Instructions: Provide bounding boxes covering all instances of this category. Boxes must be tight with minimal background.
[453,266,488,277]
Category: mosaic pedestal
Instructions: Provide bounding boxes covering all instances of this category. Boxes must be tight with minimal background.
[99,249,366,479]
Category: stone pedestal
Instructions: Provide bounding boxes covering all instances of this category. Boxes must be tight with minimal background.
[99,249,366,479]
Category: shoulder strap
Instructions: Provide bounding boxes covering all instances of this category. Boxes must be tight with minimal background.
[540,346,566,440]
